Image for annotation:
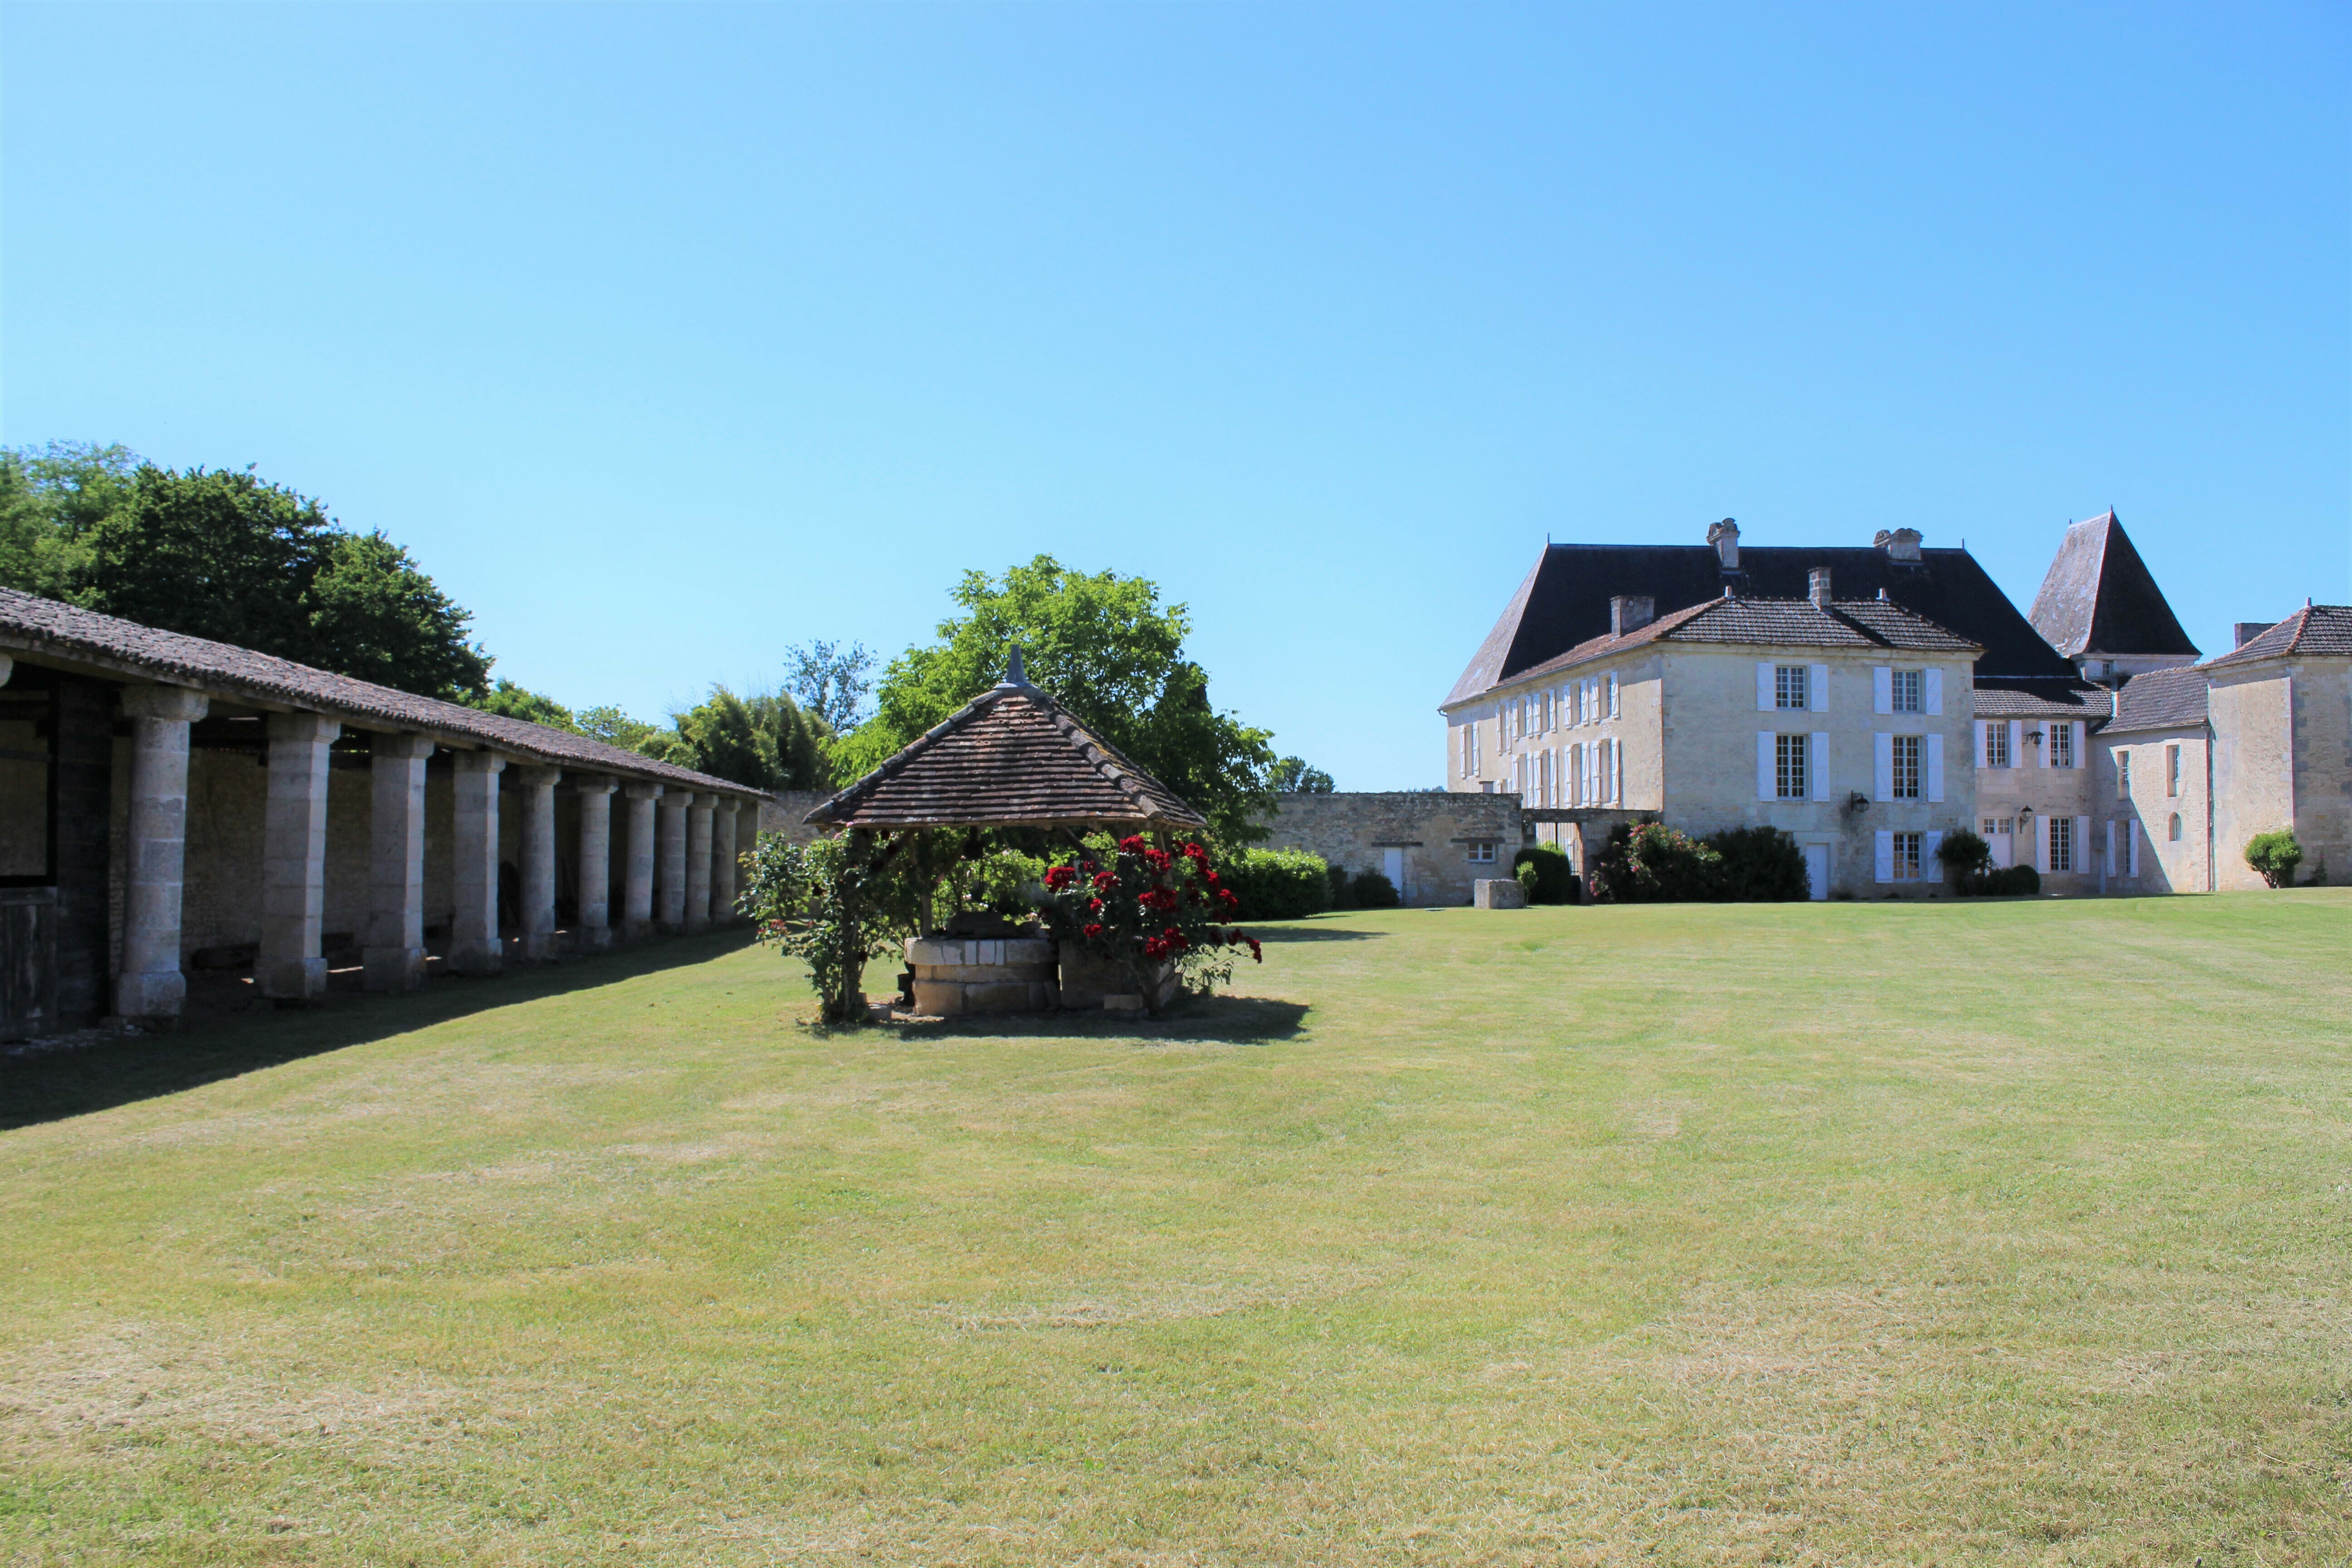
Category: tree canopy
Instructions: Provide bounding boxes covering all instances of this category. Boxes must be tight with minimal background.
[833,556,1276,843]
[1270,757,1336,793]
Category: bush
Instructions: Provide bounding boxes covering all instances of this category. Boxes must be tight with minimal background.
[1960,864,2040,897]
[1327,863,1356,909]
[1935,828,1993,884]
[1350,868,1401,908]
[1593,822,1721,903]
[1511,845,1577,904]
[1219,847,1332,921]
[1705,826,1807,901]
[2246,829,2303,888]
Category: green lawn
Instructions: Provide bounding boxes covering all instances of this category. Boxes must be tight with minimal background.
[4,892,2348,1565]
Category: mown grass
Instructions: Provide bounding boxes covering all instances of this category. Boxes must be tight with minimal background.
[3,892,2348,1565]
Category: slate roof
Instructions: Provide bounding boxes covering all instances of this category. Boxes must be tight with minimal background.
[1447,540,2076,706]
[1500,594,1980,690]
[2026,511,2199,660]
[804,669,1206,831]
[0,587,764,799]
[1969,679,2113,721]
[2103,666,2211,734]
[2200,603,2352,668]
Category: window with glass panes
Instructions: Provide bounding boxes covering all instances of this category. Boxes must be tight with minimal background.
[2166,744,2180,796]
[1985,722,2010,768]
[1891,734,1921,798]
[2116,750,2130,799]
[1774,665,1808,710]
[1774,733,1807,798]
[2050,722,2074,768]
[2051,815,2075,871]
[1891,831,1922,880]
[1890,670,1923,712]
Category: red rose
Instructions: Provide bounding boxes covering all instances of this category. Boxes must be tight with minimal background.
[1043,864,1076,891]
[1088,897,1103,912]
[1092,871,1118,892]
[1083,922,1103,939]
[1245,936,1263,963]
[1117,835,1146,855]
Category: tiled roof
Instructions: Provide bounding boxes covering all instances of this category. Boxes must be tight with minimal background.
[2201,604,2352,667]
[2104,666,2210,733]
[1970,679,2113,720]
[2026,511,2199,660]
[1445,539,2077,706]
[0,587,763,799]
[804,673,1205,831]
[1489,595,1979,695]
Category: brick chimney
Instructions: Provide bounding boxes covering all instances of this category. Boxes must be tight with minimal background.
[2234,621,2276,648]
[1808,567,1833,606]
[1872,526,1923,563]
[1707,517,1740,570]
[1609,595,1655,637]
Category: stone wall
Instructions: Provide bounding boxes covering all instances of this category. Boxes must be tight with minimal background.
[1262,791,1525,906]
[759,791,831,846]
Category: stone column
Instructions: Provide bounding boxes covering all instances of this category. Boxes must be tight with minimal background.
[260,711,340,1002]
[684,794,715,932]
[656,789,689,932]
[363,733,435,992]
[622,783,661,940]
[514,765,562,960]
[574,775,617,952]
[450,751,506,975]
[116,685,209,1018]
[710,799,739,925]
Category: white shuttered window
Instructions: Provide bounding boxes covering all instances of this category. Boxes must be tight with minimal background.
[1809,732,1830,801]
[1924,668,1943,715]
[1872,732,1894,802]
[1809,664,1829,713]
[1757,732,1776,800]
[1926,732,1945,803]
[1873,667,1894,715]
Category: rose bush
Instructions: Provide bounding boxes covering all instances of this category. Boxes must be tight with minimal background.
[1033,835,1261,1014]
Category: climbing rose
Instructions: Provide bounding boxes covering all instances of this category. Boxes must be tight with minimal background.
[1117,835,1146,855]
[1083,922,1103,939]
[1043,864,1076,891]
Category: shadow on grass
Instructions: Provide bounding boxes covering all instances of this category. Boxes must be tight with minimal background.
[0,930,761,1132]
[1251,923,1386,943]
[888,991,1311,1046]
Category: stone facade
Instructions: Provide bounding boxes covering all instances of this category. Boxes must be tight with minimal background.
[2209,656,2352,890]
[2099,727,2210,894]
[1263,790,1524,906]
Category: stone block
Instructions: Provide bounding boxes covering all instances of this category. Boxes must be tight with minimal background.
[1473,878,1527,909]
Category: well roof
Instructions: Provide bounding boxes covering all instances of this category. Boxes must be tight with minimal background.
[0,587,764,800]
[803,667,1206,832]
[2026,511,2199,660]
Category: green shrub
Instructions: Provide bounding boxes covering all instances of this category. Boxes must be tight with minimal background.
[1220,847,1332,921]
[1350,868,1401,909]
[1511,845,1577,904]
[1960,864,2039,897]
[1704,826,1807,901]
[1593,822,1721,903]
[1935,828,1993,884]
[2245,829,2303,888]
[1326,863,1356,909]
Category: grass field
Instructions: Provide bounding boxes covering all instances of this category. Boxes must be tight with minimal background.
[3,891,2348,1565]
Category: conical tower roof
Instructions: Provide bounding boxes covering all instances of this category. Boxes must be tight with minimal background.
[2026,511,2198,660]
[804,653,1207,832]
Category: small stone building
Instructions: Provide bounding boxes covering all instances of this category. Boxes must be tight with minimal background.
[1262,790,1527,905]
[0,589,767,1040]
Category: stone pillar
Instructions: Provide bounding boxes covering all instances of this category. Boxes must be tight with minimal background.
[622,783,661,940]
[710,799,739,925]
[514,765,562,960]
[574,775,617,952]
[260,711,340,1002]
[450,751,506,975]
[684,794,715,932]
[116,685,208,1018]
[656,789,689,932]
[363,733,435,993]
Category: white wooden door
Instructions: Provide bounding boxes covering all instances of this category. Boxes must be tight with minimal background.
[1382,847,1407,902]
[1802,843,1830,902]
[1988,827,2014,868]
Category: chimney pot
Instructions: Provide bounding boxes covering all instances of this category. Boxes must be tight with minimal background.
[2233,621,2275,648]
[1808,567,1833,606]
[1609,595,1655,638]
[1706,517,1740,570]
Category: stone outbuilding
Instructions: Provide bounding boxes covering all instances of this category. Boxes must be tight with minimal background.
[0,588,767,1040]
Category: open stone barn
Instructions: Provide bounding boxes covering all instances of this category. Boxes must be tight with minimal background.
[802,655,1207,1018]
[0,588,767,1041]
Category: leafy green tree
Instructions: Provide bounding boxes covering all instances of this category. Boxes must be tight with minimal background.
[77,464,490,699]
[465,679,580,732]
[659,686,834,791]
[1270,756,1336,793]
[0,442,140,600]
[835,556,1276,842]
[577,705,665,752]
[784,640,876,732]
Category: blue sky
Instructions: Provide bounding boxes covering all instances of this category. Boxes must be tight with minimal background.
[4,2,2344,789]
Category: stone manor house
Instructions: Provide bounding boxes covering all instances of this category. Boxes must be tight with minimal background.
[0,588,770,1042]
[1418,513,2350,900]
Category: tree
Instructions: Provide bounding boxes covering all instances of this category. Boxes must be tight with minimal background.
[834,556,1277,843]
[1270,756,1336,793]
[785,640,876,733]
[630,686,836,792]
[78,464,490,700]
[466,679,579,732]
[0,441,138,600]
[2245,829,2303,888]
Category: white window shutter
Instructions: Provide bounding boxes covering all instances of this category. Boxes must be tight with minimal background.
[1809,664,1829,713]
[1614,743,1624,804]
[2129,821,2140,877]
[1608,674,1620,718]
[1874,830,1893,883]
[1925,667,1943,715]
[2008,720,2023,771]
[2035,818,2051,873]
[1757,662,1775,712]
[1922,830,1943,878]
[2104,819,2116,877]
[1976,721,1990,769]
[1873,666,1893,714]
[1810,732,1829,801]
[1873,732,1893,802]
[2074,816,2090,866]
[1926,732,1945,802]
[1758,732,1775,800]
[2072,722,2086,769]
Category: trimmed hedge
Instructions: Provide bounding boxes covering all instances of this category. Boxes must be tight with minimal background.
[1960,864,2040,896]
[1592,821,1808,903]
[1511,844,1578,904]
[1350,868,1401,909]
[1219,847,1333,921]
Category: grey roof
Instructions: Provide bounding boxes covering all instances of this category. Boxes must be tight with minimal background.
[1447,539,2077,706]
[1970,680,2113,720]
[2026,511,2199,660]
[0,587,764,800]
[2104,666,2210,733]
[1489,595,1979,694]
[2201,603,2352,668]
